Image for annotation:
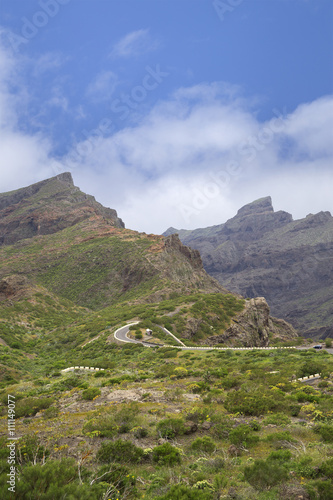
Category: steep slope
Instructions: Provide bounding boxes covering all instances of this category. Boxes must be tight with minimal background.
[0,174,224,310]
[0,172,124,246]
[164,197,333,339]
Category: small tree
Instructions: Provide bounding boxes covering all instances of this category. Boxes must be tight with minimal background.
[325,338,332,348]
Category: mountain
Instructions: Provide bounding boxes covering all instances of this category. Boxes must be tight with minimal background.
[164,197,333,339]
[0,175,298,359]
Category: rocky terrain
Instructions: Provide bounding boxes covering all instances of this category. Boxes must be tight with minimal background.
[165,197,333,339]
[0,175,298,350]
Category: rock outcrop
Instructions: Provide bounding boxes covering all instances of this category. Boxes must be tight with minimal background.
[165,197,333,339]
[205,297,298,347]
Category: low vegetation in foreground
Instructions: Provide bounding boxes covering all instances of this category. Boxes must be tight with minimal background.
[0,338,332,499]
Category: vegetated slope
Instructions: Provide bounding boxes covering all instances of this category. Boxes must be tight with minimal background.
[0,174,298,380]
[0,341,332,499]
[164,197,333,339]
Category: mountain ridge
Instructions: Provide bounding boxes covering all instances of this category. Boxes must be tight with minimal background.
[0,176,298,350]
[164,197,333,339]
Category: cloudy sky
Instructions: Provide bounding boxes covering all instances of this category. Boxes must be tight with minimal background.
[0,0,332,233]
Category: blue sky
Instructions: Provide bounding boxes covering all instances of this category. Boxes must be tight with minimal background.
[0,0,332,232]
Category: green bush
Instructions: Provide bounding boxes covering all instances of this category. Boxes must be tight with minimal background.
[131,426,148,438]
[81,387,101,400]
[249,419,261,431]
[244,458,289,490]
[154,484,212,499]
[263,413,291,426]
[307,480,333,500]
[316,424,333,443]
[17,435,49,464]
[152,442,181,466]
[229,424,259,448]
[97,439,143,464]
[55,375,81,390]
[83,414,118,438]
[190,436,216,454]
[156,417,185,439]
[267,449,292,464]
[15,397,54,418]
[294,456,318,479]
[224,389,280,416]
[266,431,295,444]
[0,458,105,500]
[320,457,333,479]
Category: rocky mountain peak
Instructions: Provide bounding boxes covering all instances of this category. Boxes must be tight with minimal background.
[236,196,274,217]
[0,173,124,246]
[54,171,74,185]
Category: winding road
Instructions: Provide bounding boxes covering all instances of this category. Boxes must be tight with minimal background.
[112,322,306,351]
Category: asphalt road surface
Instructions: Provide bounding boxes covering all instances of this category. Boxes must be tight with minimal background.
[114,323,333,354]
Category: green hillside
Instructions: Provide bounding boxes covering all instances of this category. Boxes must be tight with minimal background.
[1,175,330,499]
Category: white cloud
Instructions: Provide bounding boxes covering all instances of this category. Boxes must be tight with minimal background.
[0,36,332,235]
[69,86,333,233]
[32,52,67,76]
[86,70,119,102]
[110,29,158,58]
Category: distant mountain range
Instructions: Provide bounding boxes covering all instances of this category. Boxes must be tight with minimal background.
[164,197,333,339]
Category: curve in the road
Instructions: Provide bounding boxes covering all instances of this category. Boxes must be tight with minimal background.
[113,322,300,351]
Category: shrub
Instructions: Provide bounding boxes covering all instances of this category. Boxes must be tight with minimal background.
[267,449,292,464]
[263,413,291,426]
[190,436,216,454]
[55,375,81,390]
[0,458,105,500]
[265,430,295,444]
[17,435,49,464]
[154,484,212,499]
[249,419,261,431]
[83,414,118,438]
[114,403,140,433]
[81,387,101,400]
[15,397,54,418]
[316,424,333,443]
[307,480,333,500]
[224,389,279,416]
[320,457,333,479]
[97,439,143,464]
[294,456,318,479]
[229,424,259,448]
[152,443,181,466]
[243,458,289,490]
[156,417,185,439]
[131,426,148,439]
[173,367,188,378]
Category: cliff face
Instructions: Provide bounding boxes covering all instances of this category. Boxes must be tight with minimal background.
[0,173,124,246]
[165,197,333,339]
[206,297,298,347]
